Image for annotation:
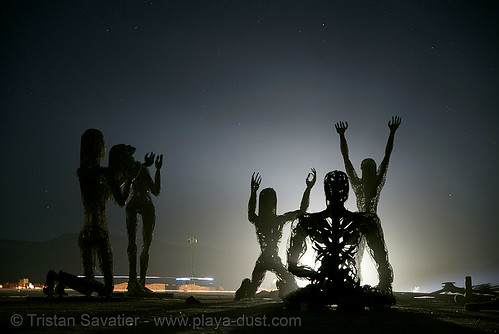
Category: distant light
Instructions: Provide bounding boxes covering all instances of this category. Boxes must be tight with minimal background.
[78,275,170,279]
[176,277,213,281]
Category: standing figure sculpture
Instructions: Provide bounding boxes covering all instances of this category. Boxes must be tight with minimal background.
[234,169,316,300]
[126,152,163,295]
[76,130,138,297]
[334,116,401,290]
[286,171,395,310]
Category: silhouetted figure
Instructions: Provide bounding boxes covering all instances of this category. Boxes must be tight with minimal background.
[334,117,400,290]
[286,171,395,310]
[43,270,108,297]
[126,152,163,295]
[235,169,316,300]
[77,130,137,297]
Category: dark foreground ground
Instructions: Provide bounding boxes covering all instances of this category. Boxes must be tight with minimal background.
[0,289,498,333]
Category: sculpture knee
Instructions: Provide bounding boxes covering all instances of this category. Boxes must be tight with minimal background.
[141,212,156,238]
[140,251,149,264]
[126,215,138,235]
[79,239,96,276]
[128,243,137,256]
[251,266,266,288]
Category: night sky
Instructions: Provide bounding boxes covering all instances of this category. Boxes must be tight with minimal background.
[1,1,498,292]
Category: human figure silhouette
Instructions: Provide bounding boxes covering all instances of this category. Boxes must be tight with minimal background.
[76,130,138,297]
[126,152,163,295]
[43,269,111,298]
[286,171,395,310]
[334,116,400,290]
[235,169,316,300]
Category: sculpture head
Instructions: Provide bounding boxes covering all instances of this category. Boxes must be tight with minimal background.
[80,129,105,168]
[259,188,277,217]
[361,158,377,179]
[324,170,349,206]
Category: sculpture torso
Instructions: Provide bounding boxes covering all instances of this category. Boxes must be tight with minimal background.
[77,167,111,231]
[253,215,284,256]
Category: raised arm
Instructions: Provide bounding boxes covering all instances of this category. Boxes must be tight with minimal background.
[378,116,401,180]
[280,168,317,223]
[335,121,360,185]
[150,154,163,196]
[248,172,261,223]
[300,168,316,213]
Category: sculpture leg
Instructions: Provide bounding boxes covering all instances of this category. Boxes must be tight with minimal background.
[126,207,138,284]
[234,256,267,301]
[250,255,268,297]
[57,270,105,297]
[139,209,155,287]
[355,237,366,283]
[96,233,114,297]
[271,255,298,296]
[78,230,96,280]
[365,219,393,291]
[234,278,252,301]
[43,269,58,296]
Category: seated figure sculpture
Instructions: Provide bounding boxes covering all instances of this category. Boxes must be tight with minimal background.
[235,169,316,300]
[286,171,395,310]
[44,130,139,297]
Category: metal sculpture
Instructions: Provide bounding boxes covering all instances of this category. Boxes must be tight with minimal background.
[286,171,395,310]
[334,117,401,290]
[125,152,163,295]
[235,169,316,300]
[76,130,137,297]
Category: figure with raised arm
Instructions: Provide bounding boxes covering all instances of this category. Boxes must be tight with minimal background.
[234,169,316,300]
[286,171,395,310]
[334,116,400,290]
[126,152,163,295]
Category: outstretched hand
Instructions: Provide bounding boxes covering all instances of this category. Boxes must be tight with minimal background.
[155,154,163,169]
[143,152,155,167]
[334,121,348,135]
[388,116,401,132]
[306,168,317,188]
[251,172,262,192]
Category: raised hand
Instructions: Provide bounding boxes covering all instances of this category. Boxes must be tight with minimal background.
[143,152,155,167]
[306,168,317,188]
[334,121,348,135]
[155,154,163,170]
[388,116,401,132]
[251,172,262,192]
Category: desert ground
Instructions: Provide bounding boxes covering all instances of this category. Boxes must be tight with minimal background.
[0,289,498,333]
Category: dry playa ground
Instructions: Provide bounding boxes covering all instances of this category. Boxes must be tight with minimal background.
[0,289,498,333]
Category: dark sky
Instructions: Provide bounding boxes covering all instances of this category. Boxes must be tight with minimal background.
[1,1,498,292]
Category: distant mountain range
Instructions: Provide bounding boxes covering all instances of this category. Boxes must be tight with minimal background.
[0,233,254,290]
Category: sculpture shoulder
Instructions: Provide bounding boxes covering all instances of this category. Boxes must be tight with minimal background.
[348,211,379,233]
[298,210,328,229]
